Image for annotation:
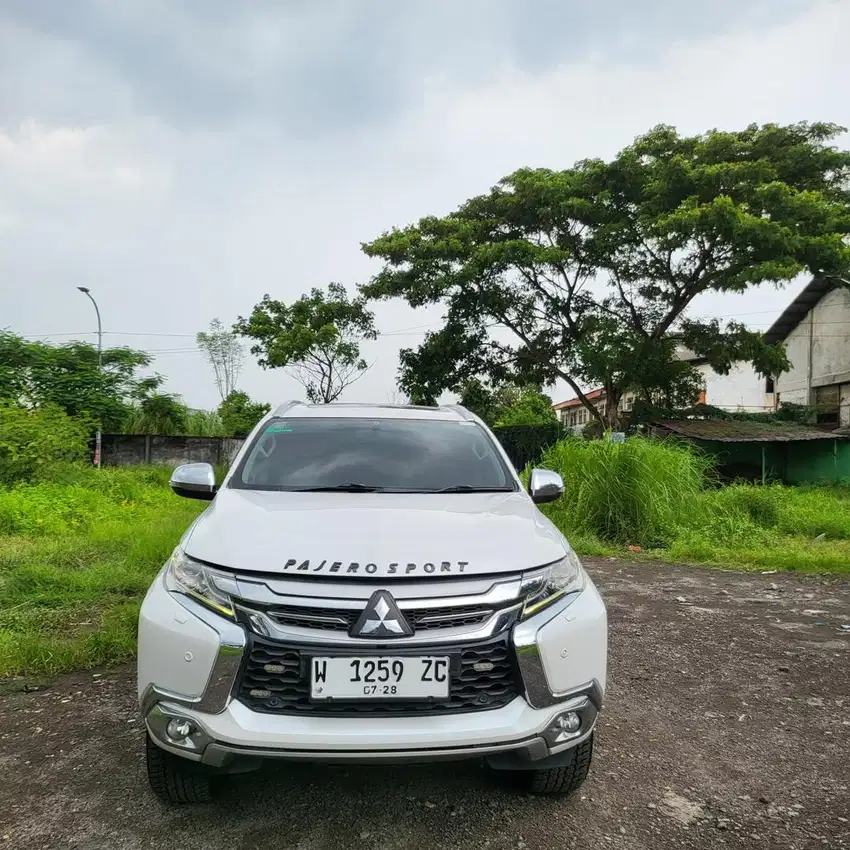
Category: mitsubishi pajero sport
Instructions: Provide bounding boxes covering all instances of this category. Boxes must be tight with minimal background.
[138,402,607,803]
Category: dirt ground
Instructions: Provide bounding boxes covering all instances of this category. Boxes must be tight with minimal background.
[1,559,848,850]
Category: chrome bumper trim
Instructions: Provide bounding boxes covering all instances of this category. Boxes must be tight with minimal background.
[140,594,246,717]
[512,593,603,710]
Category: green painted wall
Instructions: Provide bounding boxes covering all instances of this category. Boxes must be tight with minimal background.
[692,439,850,484]
[784,440,850,484]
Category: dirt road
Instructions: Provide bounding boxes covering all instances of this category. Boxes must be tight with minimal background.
[1,560,848,850]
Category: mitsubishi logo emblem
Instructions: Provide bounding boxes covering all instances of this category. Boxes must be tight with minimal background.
[351,590,414,639]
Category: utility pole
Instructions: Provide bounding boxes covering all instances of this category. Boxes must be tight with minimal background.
[77,286,103,469]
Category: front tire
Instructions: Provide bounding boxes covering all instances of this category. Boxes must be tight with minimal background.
[505,733,594,797]
[146,733,214,804]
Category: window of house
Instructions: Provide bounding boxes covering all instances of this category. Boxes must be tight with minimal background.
[765,376,775,394]
[815,384,840,425]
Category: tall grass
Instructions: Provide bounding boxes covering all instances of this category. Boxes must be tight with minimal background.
[0,466,204,678]
[538,437,713,546]
[537,436,850,574]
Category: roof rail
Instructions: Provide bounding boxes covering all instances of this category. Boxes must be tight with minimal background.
[441,404,475,421]
[271,399,305,416]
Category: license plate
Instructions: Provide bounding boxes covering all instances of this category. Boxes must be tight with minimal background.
[310,656,450,700]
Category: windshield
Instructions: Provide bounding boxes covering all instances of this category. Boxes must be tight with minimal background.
[230,417,516,493]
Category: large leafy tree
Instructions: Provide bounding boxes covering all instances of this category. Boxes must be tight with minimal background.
[235,283,376,404]
[0,333,158,431]
[362,122,850,426]
[196,318,244,402]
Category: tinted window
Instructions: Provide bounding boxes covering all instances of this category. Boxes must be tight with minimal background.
[231,417,515,492]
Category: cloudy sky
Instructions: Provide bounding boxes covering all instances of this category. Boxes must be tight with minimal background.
[1,0,848,410]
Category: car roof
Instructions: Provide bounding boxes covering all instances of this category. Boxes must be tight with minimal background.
[269,401,474,422]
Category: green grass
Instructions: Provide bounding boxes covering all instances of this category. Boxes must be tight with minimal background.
[3,445,850,679]
[538,437,850,574]
[0,466,203,678]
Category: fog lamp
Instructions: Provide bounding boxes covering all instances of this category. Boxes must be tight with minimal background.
[165,718,195,742]
[555,711,581,735]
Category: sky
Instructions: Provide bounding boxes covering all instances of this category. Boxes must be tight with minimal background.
[1,0,848,410]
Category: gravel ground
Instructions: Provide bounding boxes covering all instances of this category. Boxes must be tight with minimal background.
[1,559,849,850]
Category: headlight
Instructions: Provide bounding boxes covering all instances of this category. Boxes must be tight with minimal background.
[164,548,235,619]
[521,549,585,619]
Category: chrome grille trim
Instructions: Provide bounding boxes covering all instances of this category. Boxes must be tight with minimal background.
[239,605,522,646]
[222,568,548,645]
[226,570,547,606]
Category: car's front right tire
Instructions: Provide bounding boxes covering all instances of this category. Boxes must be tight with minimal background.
[146,733,214,804]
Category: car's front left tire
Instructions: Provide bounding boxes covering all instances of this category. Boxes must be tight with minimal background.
[497,733,595,797]
[145,734,215,804]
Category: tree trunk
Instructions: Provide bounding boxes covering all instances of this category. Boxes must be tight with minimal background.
[604,388,622,429]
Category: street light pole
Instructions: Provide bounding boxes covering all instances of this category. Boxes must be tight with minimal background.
[77,286,103,469]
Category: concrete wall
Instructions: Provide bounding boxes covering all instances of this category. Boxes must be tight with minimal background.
[101,434,246,468]
[696,362,774,413]
[775,287,850,420]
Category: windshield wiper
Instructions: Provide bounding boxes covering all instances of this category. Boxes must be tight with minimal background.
[433,485,514,493]
[293,483,385,492]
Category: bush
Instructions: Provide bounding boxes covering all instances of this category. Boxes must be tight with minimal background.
[218,391,271,437]
[533,433,850,572]
[537,436,713,546]
[0,405,90,485]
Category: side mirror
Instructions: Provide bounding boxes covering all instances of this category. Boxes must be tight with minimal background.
[170,463,217,501]
[528,468,564,504]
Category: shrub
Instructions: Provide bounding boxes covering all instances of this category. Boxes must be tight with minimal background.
[0,404,90,485]
[218,391,271,437]
[538,436,713,546]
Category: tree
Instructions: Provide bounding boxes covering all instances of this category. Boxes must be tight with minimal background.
[494,387,558,428]
[362,122,850,427]
[218,391,271,437]
[196,318,244,402]
[0,403,89,484]
[457,379,556,427]
[123,393,189,435]
[0,333,158,431]
[457,378,498,422]
[235,283,376,404]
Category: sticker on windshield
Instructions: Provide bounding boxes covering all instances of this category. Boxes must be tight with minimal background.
[264,423,293,433]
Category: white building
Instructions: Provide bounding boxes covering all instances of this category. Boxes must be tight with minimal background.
[687,359,773,414]
[767,278,850,426]
[553,277,850,426]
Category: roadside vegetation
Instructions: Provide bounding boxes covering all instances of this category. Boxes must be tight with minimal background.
[1,408,849,679]
[0,466,204,678]
[538,437,850,573]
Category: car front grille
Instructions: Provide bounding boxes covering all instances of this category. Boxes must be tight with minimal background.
[236,633,522,716]
[267,604,494,633]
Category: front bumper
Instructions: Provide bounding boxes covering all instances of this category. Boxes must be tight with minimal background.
[138,571,607,766]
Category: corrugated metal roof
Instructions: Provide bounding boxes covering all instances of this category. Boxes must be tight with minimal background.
[763,277,836,344]
[654,419,844,443]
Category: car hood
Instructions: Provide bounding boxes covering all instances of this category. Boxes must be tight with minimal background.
[182,488,567,578]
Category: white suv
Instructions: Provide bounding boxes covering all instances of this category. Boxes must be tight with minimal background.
[138,402,607,803]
